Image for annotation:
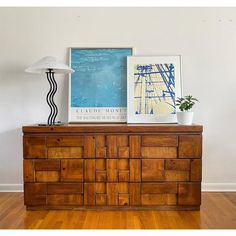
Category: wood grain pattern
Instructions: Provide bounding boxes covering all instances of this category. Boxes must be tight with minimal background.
[84,136,95,158]
[61,160,83,182]
[129,183,141,206]
[23,160,34,182]
[129,135,141,158]
[47,183,83,194]
[141,194,177,205]
[107,183,118,206]
[47,136,84,147]
[84,183,95,205]
[24,183,46,206]
[141,183,177,194]
[1,192,236,229]
[178,183,201,205]
[84,160,95,182]
[190,159,202,181]
[35,171,59,182]
[34,160,60,171]
[142,159,164,181]
[142,135,178,147]
[47,194,83,206]
[24,136,46,158]
[141,147,177,158]
[179,135,202,158]
[48,147,83,158]
[165,159,190,171]
[118,147,129,158]
[23,123,203,134]
[129,159,140,182]
[118,171,129,182]
[165,170,189,181]
[107,135,117,158]
[118,194,129,206]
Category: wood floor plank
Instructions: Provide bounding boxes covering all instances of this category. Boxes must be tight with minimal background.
[0,192,235,229]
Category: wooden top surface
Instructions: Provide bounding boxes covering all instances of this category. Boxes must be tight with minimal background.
[22,123,203,134]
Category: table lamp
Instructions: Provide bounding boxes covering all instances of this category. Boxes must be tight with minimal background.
[25,56,74,126]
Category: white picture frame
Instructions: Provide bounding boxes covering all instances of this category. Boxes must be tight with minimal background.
[127,56,182,123]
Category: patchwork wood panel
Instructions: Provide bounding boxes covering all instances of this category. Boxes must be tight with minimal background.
[118,159,129,170]
[34,160,60,171]
[84,183,95,205]
[96,147,106,158]
[141,183,177,194]
[129,183,141,206]
[179,135,202,158]
[116,135,128,147]
[47,183,83,194]
[96,194,107,205]
[84,159,95,182]
[142,159,165,181]
[141,147,177,158]
[84,136,95,158]
[23,129,202,209]
[118,194,129,206]
[107,136,117,158]
[47,136,84,147]
[107,183,118,205]
[47,194,83,206]
[96,171,107,182]
[95,135,106,147]
[142,194,177,205]
[165,170,189,181]
[24,136,46,158]
[23,160,34,182]
[129,136,141,158]
[48,147,83,158]
[129,159,141,182]
[178,183,201,205]
[24,183,46,205]
[142,135,178,147]
[190,159,202,181]
[35,171,59,182]
[61,160,83,182]
[118,171,129,182]
[165,159,190,171]
[118,147,129,158]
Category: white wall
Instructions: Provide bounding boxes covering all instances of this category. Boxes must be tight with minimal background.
[0,7,236,191]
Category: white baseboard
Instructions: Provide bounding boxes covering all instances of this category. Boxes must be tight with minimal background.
[0,184,23,192]
[0,183,235,192]
[202,183,236,192]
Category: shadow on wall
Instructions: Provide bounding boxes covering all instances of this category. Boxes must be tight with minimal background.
[0,128,23,185]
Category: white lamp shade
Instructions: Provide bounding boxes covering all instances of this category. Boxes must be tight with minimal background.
[25,56,74,74]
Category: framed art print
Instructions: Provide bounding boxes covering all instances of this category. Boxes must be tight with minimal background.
[127,56,182,123]
[69,47,133,122]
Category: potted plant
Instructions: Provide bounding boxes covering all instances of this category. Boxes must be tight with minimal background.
[176,95,199,125]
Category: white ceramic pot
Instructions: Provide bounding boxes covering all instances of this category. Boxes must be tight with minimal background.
[177,111,194,125]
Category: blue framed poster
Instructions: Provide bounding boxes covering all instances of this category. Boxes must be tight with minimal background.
[69,47,133,122]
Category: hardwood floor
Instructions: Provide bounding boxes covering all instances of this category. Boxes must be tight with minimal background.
[0,192,235,229]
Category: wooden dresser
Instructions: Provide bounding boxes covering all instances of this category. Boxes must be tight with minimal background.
[22,124,203,210]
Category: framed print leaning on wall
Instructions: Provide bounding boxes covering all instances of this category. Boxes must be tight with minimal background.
[69,47,133,123]
[127,56,182,123]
